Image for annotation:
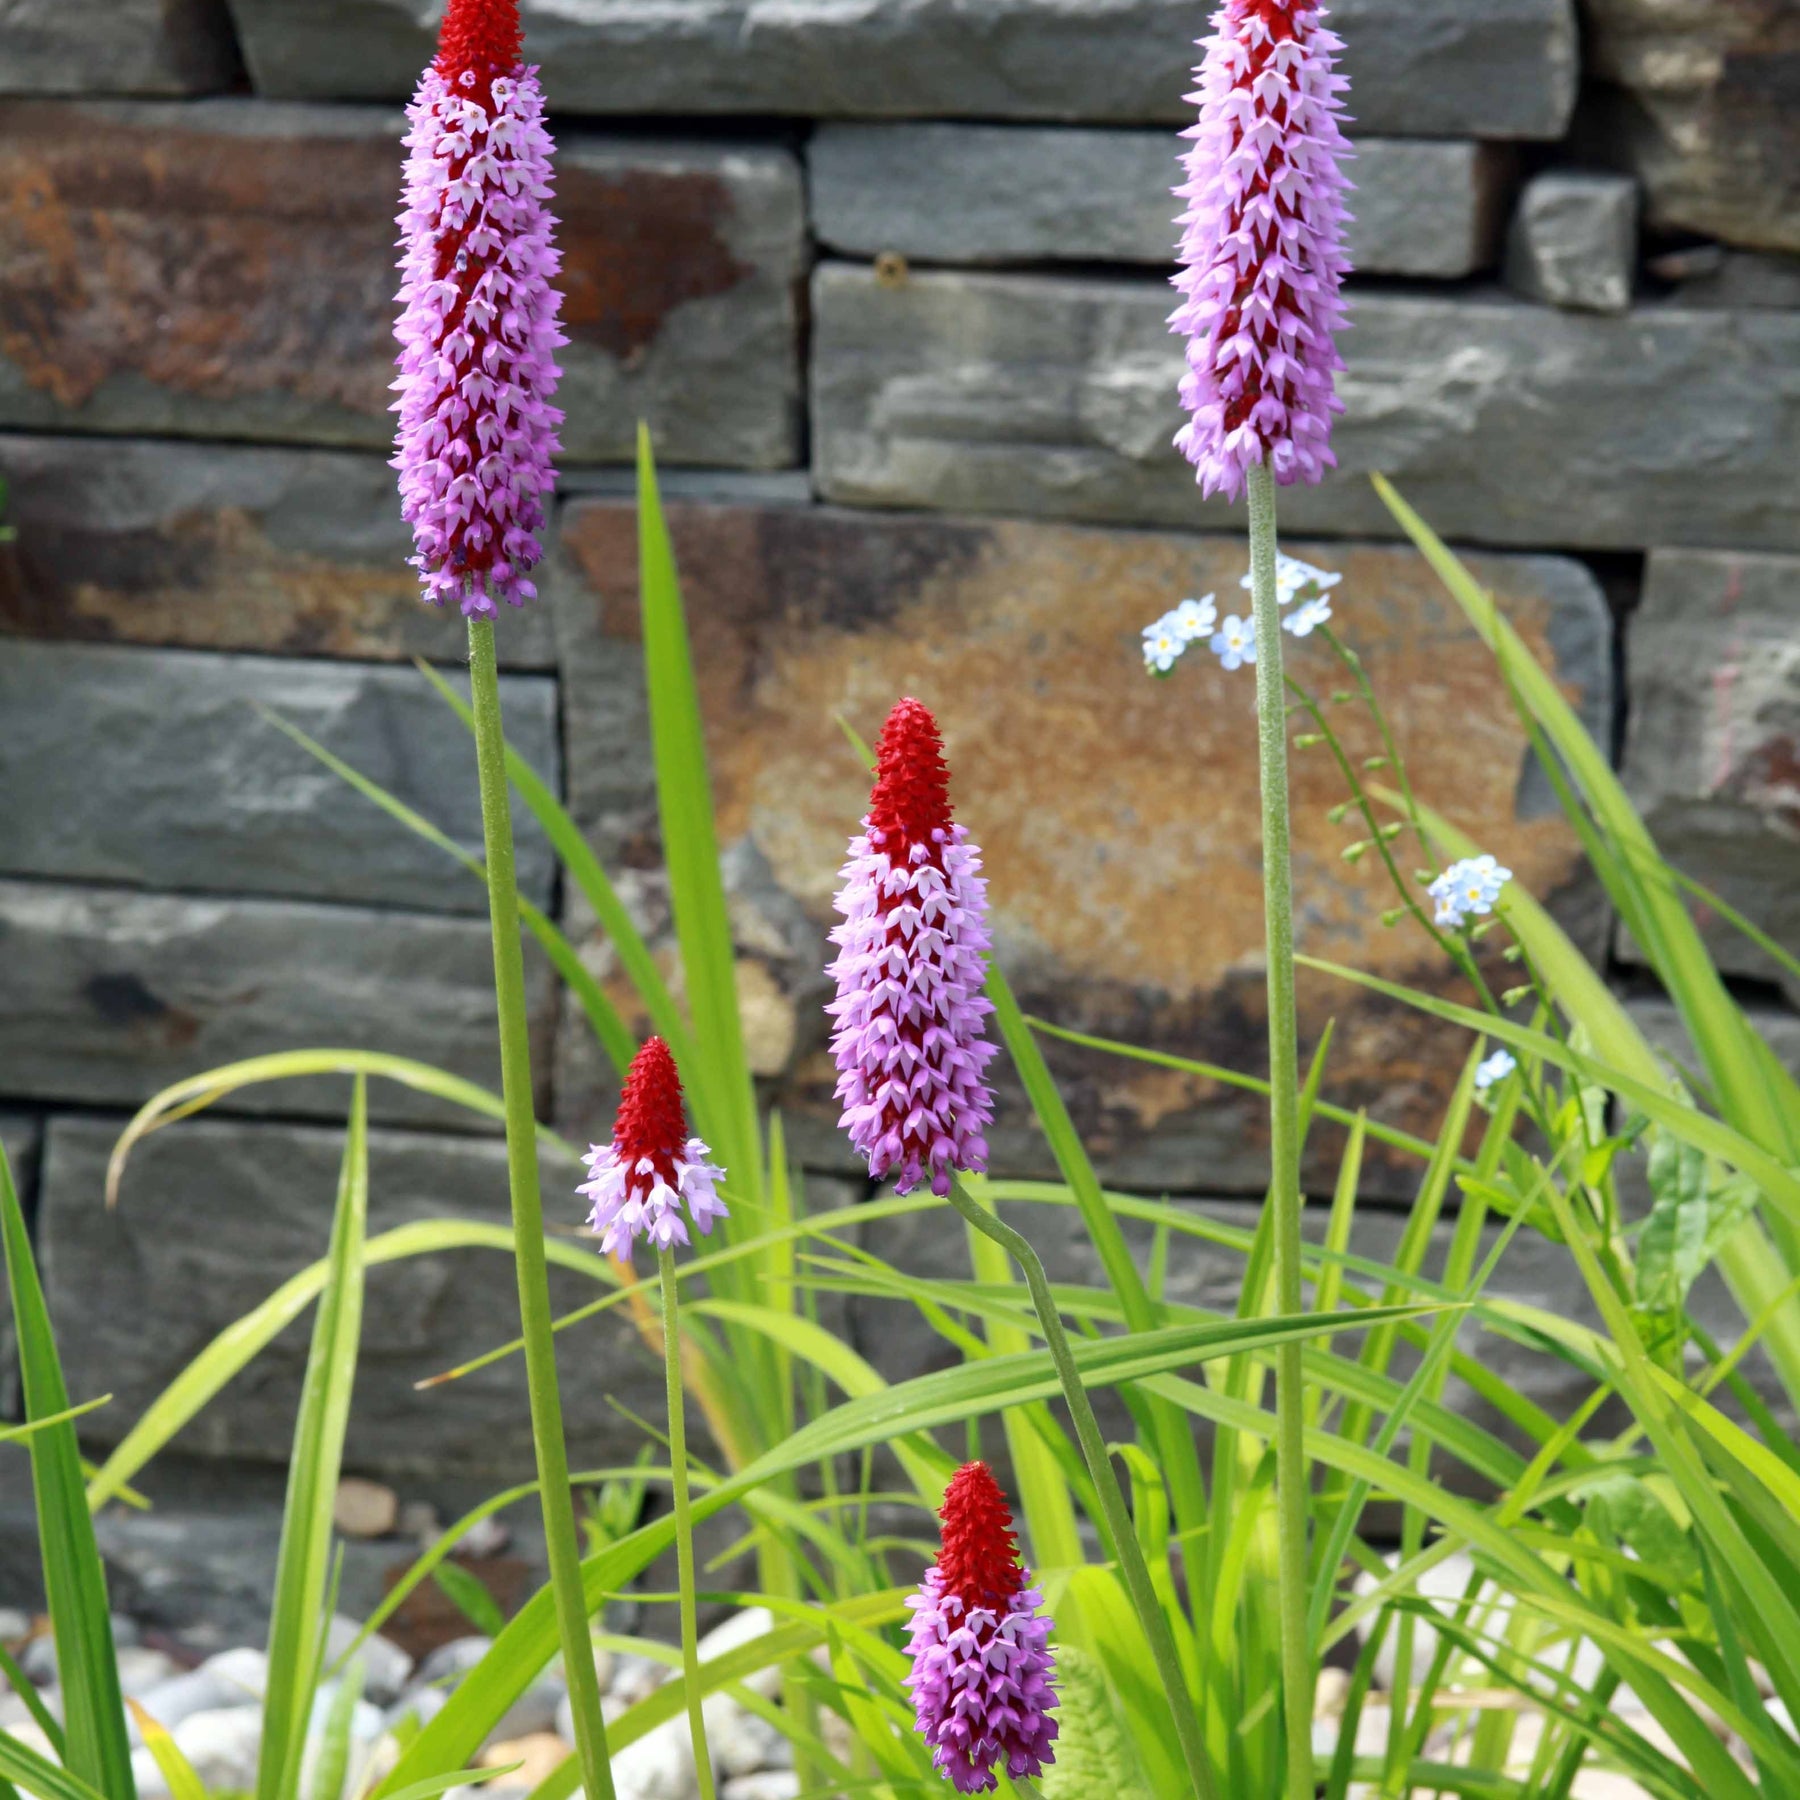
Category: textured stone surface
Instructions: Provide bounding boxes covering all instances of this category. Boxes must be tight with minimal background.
[810,127,1510,279]
[0,437,556,668]
[0,641,558,914]
[1649,248,1800,311]
[0,0,239,95]
[1581,0,1800,254]
[0,1112,40,1207]
[1504,171,1637,314]
[851,1190,1792,1491]
[549,497,1610,1198]
[41,1114,661,1477]
[1620,548,1800,1001]
[0,881,554,1128]
[810,265,1800,553]
[225,0,1578,138]
[0,102,803,468]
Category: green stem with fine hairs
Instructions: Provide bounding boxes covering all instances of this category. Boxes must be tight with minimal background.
[945,1181,1216,1800]
[1245,461,1314,1800]
[659,1246,717,1800]
[468,618,617,1800]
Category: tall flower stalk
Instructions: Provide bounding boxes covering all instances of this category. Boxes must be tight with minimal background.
[392,2,612,1796]
[829,700,1210,1799]
[579,1037,729,1800]
[1170,3,1352,1795]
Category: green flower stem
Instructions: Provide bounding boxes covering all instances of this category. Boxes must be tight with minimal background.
[945,1181,1216,1800]
[468,619,617,1800]
[1245,461,1314,1800]
[659,1246,717,1800]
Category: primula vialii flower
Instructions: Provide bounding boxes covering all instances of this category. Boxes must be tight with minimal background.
[827,698,997,1198]
[578,1037,727,1259]
[1170,0,1352,501]
[393,0,565,617]
[904,1462,1058,1792]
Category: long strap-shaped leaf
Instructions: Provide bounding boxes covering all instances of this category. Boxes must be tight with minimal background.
[0,1148,135,1800]
[375,1300,1432,1796]
[255,1081,368,1800]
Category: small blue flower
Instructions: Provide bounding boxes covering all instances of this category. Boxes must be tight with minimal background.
[1170,595,1218,643]
[1284,595,1333,637]
[1142,615,1184,675]
[1210,614,1256,671]
[1474,1048,1517,1102]
[1240,553,1343,609]
[1428,854,1512,928]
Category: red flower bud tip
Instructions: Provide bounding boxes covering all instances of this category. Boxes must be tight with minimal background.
[936,1461,1025,1609]
[435,0,522,89]
[868,696,954,859]
[578,1037,727,1260]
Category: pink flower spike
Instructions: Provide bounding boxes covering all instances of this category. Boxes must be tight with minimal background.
[393,0,565,617]
[1169,0,1353,503]
[904,1463,1058,1792]
[826,699,998,1199]
[578,1038,728,1261]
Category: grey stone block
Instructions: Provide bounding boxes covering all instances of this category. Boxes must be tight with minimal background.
[0,0,239,95]
[0,1112,40,1207]
[40,1114,661,1478]
[0,641,558,915]
[1648,247,1800,311]
[0,436,556,670]
[1581,0,1799,254]
[0,880,554,1129]
[810,127,1510,279]
[1504,171,1637,314]
[0,102,804,470]
[1620,548,1800,1000]
[226,0,1578,139]
[810,264,1800,553]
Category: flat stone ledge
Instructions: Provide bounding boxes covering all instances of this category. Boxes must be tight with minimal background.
[810,127,1511,279]
[0,641,559,915]
[0,436,556,669]
[0,880,554,1129]
[40,1114,658,1477]
[810,263,1800,553]
[225,0,1578,139]
[1619,547,1800,1001]
[0,102,804,469]
[0,0,240,96]
[549,495,1608,1199]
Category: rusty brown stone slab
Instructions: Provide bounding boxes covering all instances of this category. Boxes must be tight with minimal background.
[548,499,1612,1198]
[0,102,803,467]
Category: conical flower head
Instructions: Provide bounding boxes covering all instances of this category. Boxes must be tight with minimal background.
[1169,0,1352,502]
[392,0,566,618]
[904,1462,1058,1792]
[578,1037,727,1259]
[826,698,997,1199]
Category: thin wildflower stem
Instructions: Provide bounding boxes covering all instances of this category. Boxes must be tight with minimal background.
[1245,461,1314,1800]
[468,618,617,1800]
[658,1247,717,1800]
[944,1180,1217,1800]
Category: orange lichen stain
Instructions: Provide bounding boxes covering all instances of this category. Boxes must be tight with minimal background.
[656,513,1588,1008]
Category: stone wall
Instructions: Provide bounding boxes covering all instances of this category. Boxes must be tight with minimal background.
[1,0,1797,1536]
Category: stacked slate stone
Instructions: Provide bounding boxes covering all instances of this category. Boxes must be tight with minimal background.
[0,0,1796,1609]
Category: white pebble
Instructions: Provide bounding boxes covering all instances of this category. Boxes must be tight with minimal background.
[722,1775,801,1800]
[172,1706,263,1791]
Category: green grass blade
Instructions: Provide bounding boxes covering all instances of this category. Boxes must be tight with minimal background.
[106,1049,583,1208]
[256,1080,369,1800]
[634,429,761,1207]
[0,1733,112,1800]
[125,1702,207,1800]
[306,1654,364,1800]
[0,1148,135,1800]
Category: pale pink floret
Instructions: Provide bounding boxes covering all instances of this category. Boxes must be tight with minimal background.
[578,1137,728,1259]
[392,62,565,616]
[1169,0,1352,502]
